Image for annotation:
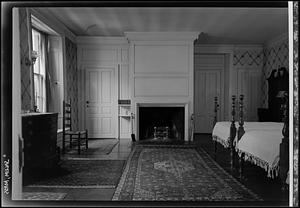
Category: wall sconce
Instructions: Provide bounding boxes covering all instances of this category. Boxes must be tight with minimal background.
[25,50,39,66]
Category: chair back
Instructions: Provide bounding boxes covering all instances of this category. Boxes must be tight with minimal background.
[63,100,72,132]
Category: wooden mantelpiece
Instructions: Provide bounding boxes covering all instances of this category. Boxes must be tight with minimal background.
[22,112,60,184]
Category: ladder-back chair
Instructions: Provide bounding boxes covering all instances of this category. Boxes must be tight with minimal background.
[62,100,88,154]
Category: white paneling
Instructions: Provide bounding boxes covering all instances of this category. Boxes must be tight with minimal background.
[102,106,111,114]
[88,71,98,103]
[119,64,130,99]
[237,67,261,121]
[134,77,189,97]
[121,49,129,62]
[194,54,224,133]
[120,118,131,138]
[85,67,117,138]
[194,54,225,67]
[81,48,117,62]
[102,117,112,134]
[87,106,99,114]
[134,45,189,74]
[101,71,112,103]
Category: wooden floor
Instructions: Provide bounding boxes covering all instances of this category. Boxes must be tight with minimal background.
[18,134,289,206]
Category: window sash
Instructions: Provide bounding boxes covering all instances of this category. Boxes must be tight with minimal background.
[32,28,46,112]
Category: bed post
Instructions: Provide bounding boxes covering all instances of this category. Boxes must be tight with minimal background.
[230,95,237,172]
[238,94,245,179]
[213,96,219,159]
[238,95,245,141]
[279,92,289,192]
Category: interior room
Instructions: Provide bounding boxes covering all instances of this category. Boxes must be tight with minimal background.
[3,1,298,207]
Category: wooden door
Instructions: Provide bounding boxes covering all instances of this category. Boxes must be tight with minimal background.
[194,54,224,133]
[85,67,117,138]
[237,68,261,121]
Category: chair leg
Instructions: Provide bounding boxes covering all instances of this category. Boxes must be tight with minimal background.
[86,130,88,149]
[78,133,81,155]
[62,133,65,154]
[70,135,73,148]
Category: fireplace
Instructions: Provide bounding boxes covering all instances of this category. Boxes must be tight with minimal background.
[138,106,184,141]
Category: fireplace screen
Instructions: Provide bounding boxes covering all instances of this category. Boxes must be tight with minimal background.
[138,107,184,141]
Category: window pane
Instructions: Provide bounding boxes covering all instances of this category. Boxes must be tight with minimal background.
[32,28,47,112]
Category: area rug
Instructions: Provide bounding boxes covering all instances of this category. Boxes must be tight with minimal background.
[112,145,262,201]
[27,159,125,188]
[65,139,119,155]
[22,192,67,200]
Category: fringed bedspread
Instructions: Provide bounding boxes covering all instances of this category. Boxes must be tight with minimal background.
[236,129,283,178]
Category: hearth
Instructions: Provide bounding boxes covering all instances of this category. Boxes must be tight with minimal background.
[138,106,184,141]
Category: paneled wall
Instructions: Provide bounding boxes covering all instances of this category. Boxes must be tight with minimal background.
[126,32,198,141]
[77,37,130,137]
[262,35,289,108]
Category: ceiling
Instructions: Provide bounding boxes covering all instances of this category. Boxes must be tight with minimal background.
[34,7,288,44]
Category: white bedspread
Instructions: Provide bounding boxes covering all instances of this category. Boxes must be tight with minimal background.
[212,121,283,148]
[236,129,283,178]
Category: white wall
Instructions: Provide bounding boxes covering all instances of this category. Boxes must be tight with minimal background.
[125,32,198,141]
[76,37,131,137]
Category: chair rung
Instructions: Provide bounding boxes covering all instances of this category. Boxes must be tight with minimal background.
[66,110,71,113]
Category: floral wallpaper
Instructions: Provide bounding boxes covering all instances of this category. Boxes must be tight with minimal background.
[65,37,79,130]
[293,2,298,207]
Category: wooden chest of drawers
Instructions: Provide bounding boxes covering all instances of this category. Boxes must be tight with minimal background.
[22,113,60,184]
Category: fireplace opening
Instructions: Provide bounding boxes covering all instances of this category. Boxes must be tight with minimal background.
[139,107,184,141]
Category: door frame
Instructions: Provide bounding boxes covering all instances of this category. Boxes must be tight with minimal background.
[83,64,118,138]
[194,52,228,133]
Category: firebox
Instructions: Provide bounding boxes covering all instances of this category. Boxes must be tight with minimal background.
[138,107,184,141]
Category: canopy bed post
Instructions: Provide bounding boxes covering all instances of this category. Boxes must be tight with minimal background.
[279,92,289,192]
[238,95,245,141]
[230,95,237,172]
[238,94,245,180]
[213,96,219,159]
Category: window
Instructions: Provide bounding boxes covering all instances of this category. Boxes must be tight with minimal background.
[32,28,46,112]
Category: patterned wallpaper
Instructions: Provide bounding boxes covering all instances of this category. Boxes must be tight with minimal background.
[262,37,289,108]
[293,2,298,207]
[65,37,79,130]
[19,8,33,111]
[233,49,264,67]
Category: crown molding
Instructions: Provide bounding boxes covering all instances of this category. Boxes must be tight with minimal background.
[124,32,199,42]
[76,36,129,45]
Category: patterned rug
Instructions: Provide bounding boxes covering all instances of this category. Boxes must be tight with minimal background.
[22,192,67,200]
[27,159,125,188]
[65,139,119,155]
[112,145,262,201]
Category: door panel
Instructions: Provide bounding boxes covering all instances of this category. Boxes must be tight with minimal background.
[194,54,224,133]
[237,68,261,121]
[85,67,117,138]
[195,71,221,133]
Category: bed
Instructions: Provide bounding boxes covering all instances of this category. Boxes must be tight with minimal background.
[212,94,289,189]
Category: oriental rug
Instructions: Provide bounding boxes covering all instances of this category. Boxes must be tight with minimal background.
[27,159,125,188]
[112,145,262,201]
